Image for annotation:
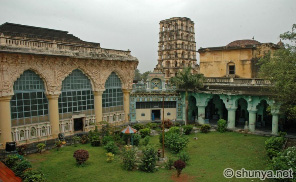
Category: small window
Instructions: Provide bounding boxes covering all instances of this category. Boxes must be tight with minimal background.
[229,65,235,74]
[167,112,171,116]
[141,113,145,116]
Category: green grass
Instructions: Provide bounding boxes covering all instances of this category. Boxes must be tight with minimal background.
[26,132,270,182]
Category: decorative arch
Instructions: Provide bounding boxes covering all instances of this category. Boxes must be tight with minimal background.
[12,68,49,95]
[58,68,96,92]
[102,72,123,113]
[10,70,49,126]
[58,69,95,119]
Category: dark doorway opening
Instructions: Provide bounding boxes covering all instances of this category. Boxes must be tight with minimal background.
[152,110,161,121]
[74,118,83,131]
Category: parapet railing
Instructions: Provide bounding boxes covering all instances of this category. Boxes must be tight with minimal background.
[0,34,131,57]
[204,77,271,85]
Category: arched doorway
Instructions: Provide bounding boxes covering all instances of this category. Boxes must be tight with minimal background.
[236,98,248,127]
[188,96,198,124]
[256,100,272,131]
[205,95,227,125]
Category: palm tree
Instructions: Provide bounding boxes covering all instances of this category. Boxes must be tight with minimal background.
[170,67,204,125]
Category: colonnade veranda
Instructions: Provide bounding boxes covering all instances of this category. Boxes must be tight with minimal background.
[184,93,280,135]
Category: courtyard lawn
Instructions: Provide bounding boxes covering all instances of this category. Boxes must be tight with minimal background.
[26,132,270,182]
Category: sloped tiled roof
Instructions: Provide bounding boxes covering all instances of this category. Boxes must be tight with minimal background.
[0,22,100,47]
[227,39,261,47]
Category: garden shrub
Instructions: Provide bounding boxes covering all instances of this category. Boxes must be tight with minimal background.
[139,128,151,138]
[72,136,81,147]
[265,136,285,159]
[142,136,150,146]
[165,157,175,170]
[4,154,23,168]
[139,146,158,173]
[37,143,46,153]
[102,135,114,145]
[268,147,296,182]
[217,119,227,133]
[133,124,144,131]
[183,125,193,135]
[23,169,46,182]
[174,160,186,177]
[80,135,89,144]
[200,124,211,133]
[104,141,119,154]
[169,126,180,134]
[164,119,173,128]
[122,147,137,171]
[13,159,32,177]
[149,123,158,129]
[106,152,114,163]
[165,133,189,153]
[73,149,89,165]
[17,145,27,155]
[89,130,101,147]
[177,151,190,164]
[132,134,141,146]
[101,123,112,136]
[90,135,101,147]
[279,131,287,138]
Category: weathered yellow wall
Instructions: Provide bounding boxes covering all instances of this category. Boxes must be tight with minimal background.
[200,49,253,78]
[136,108,177,121]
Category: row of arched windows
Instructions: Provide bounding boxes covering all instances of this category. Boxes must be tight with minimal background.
[161,23,194,32]
[161,43,195,50]
[11,69,123,126]
[160,51,195,59]
[160,33,194,42]
[163,60,192,68]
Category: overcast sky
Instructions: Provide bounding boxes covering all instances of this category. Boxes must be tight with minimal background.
[0,0,295,72]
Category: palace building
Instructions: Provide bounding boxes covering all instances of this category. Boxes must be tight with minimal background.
[0,22,138,148]
[0,19,289,149]
[198,39,280,78]
[132,17,284,136]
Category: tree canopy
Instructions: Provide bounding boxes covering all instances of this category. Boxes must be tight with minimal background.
[258,24,296,119]
[170,66,204,125]
[169,66,204,92]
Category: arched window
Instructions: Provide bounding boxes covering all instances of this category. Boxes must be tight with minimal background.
[11,70,48,126]
[31,127,37,138]
[58,69,94,119]
[102,72,123,112]
[166,61,170,67]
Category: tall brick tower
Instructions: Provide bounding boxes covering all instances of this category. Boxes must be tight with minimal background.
[154,17,199,82]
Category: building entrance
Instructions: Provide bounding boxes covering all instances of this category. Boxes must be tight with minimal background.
[74,118,84,131]
[151,110,161,121]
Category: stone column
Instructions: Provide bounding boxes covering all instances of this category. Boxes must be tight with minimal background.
[248,109,257,132]
[94,90,104,124]
[197,106,206,125]
[47,94,60,138]
[272,114,279,135]
[122,89,131,123]
[227,108,236,129]
[0,96,12,147]
[270,104,280,135]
